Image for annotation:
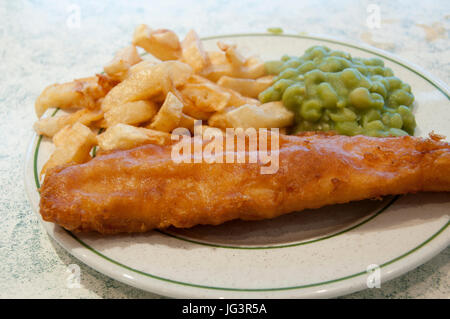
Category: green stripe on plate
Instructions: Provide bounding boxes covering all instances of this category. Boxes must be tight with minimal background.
[63,221,448,291]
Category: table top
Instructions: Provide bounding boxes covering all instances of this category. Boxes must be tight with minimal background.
[0,0,448,298]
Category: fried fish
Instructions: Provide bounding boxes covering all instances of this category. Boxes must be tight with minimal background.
[39,132,450,234]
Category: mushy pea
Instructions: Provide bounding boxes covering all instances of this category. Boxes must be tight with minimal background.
[259,45,416,137]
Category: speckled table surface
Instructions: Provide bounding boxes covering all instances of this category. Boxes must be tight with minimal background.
[0,0,449,299]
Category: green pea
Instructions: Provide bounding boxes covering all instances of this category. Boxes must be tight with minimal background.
[381,112,403,128]
[304,69,326,85]
[305,46,329,59]
[319,56,351,73]
[267,27,284,34]
[370,93,384,109]
[336,56,352,69]
[273,79,296,93]
[370,81,387,98]
[300,100,323,122]
[340,68,363,88]
[362,109,381,126]
[277,68,300,80]
[258,87,281,103]
[330,50,351,60]
[381,113,390,125]
[370,74,384,82]
[387,89,414,107]
[382,105,397,113]
[364,120,385,131]
[259,45,416,137]
[335,121,363,136]
[282,83,306,111]
[317,82,338,108]
[401,83,412,93]
[349,88,384,109]
[297,61,316,74]
[284,58,303,69]
[372,76,390,91]
[390,113,403,129]
[365,57,384,67]
[368,66,385,75]
[397,105,416,134]
[326,72,345,89]
[386,77,402,90]
[355,65,369,76]
[349,87,371,108]
[328,108,357,122]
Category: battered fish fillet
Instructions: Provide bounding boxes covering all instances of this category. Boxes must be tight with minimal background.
[39,132,450,234]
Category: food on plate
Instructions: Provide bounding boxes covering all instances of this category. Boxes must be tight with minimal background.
[33,26,449,235]
[41,122,97,177]
[181,29,209,73]
[180,82,231,113]
[267,27,284,34]
[39,132,450,234]
[147,92,184,132]
[217,75,274,98]
[35,74,117,118]
[103,45,142,81]
[34,108,103,137]
[104,100,158,126]
[200,41,265,81]
[208,102,294,129]
[217,41,266,79]
[34,27,273,175]
[260,45,416,137]
[132,24,181,61]
[97,123,171,151]
[187,74,261,107]
[100,60,193,113]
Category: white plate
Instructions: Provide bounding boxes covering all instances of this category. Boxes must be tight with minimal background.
[24,34,450,298]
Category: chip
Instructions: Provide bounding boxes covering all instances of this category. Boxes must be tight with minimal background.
[34,108,103,137]
[181,82,230,112]
[97,123,171,151]
[133,24,182,61]
[35,75,117,118]
[104,45,142,81]
[104,100,158,127]
[208,101,294,129]
[148,92,184,132]
[101,61,193,113]
[181,29,209,73]
[217,75,274,98]
[41,122,97,177]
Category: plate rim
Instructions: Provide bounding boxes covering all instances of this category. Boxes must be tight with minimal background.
[25,32,450,298]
